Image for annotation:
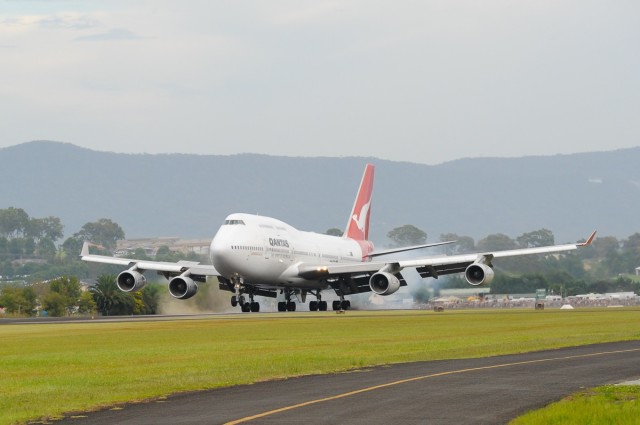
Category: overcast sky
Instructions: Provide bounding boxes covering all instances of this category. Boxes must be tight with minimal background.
[1,1,638,164]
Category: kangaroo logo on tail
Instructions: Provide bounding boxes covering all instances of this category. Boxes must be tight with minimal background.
[345,164,374,241]
[351,200,370,233]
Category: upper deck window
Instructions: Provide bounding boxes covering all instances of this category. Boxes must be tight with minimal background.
[224,219,246,225]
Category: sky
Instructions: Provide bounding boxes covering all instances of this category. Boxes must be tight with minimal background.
[1,1,639,165]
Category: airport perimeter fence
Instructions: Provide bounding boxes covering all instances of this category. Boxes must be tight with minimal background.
[425,297,640,310]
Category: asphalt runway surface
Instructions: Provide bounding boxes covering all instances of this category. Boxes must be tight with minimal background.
[0,313,227,325]
[55,340,640,425]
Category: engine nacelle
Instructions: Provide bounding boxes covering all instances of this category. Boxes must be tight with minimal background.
[116,270,147,292]
[465,263,495,286]
[169,276,198,300]
[369,272,401,296]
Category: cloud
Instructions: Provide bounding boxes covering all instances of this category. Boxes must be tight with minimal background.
[0,13,101,33]
[269,1,348,26]
[1,1,639,164]
[74,28,144,42]
[38,14,100,30]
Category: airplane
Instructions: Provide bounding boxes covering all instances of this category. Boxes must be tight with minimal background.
[81,163,596,313]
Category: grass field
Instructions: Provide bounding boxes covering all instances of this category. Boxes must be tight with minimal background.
[510,385,640,425]
[2,308,640,424]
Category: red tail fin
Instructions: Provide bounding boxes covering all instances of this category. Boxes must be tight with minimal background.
[344,164,374,241]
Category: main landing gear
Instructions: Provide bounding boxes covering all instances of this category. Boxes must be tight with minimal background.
[277,289,297,312]
[332,296,351,311]
[277,301,296,312]
[275,289,348,312]
[309,300,328,311]
[332,300,351,310]
[306,290,327,311]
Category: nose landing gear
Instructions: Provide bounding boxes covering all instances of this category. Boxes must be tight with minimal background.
[231,294,260,313]
[230,276,260,313]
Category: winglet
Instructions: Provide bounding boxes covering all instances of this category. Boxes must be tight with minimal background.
[578,231,597,247]
[81,241,90,257]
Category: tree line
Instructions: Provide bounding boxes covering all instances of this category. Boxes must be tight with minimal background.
[0,206,126,280]
[2,206,640,316]
[0,207,211,317]
[0,274,162,317]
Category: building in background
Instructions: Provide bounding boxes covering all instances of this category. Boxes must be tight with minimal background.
[115,238,211,257]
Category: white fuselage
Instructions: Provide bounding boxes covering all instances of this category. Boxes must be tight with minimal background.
[210,213,369,290]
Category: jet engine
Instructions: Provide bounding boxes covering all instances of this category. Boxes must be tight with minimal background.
[169,276,198,300]
[116,270,147,292]
[465,263,494,286]
[369,272,401,295]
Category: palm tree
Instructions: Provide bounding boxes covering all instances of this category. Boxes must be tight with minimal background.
[90,274,132,316]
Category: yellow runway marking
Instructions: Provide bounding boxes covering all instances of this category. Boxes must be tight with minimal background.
[225,347,640,424]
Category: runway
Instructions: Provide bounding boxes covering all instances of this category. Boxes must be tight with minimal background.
[57,340,640,425]
[0,313,234,325]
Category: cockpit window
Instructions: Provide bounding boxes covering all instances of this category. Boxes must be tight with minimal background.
[224,219,246,225]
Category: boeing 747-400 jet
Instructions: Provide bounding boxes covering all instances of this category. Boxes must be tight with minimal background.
[81,164,595,312]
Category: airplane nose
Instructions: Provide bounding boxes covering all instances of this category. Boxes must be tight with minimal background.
[210,236,226,263]
[210,233,235,274]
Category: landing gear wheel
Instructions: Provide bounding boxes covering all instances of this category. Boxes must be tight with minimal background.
[332,300,341,311]
[230,296,238,307]
[241,303,251,313]
[250,301,260,313]
[277,301,287,312]
[309,301,318,311]
[341,300,351,310]
[319,301,328,311]
[287,301,296,312]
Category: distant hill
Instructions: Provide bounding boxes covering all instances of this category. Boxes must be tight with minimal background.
[1,141,639,245]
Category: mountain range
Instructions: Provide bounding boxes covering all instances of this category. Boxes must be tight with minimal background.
[1,141,638,246]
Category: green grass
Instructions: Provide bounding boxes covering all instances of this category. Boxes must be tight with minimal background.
[510,385,640,425]
[1,308,640,424]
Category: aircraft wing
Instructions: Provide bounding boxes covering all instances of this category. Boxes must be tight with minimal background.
[401,234,594,279]
[299,231,596,284]
[80,242,221,277]
[365,240,456,258]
